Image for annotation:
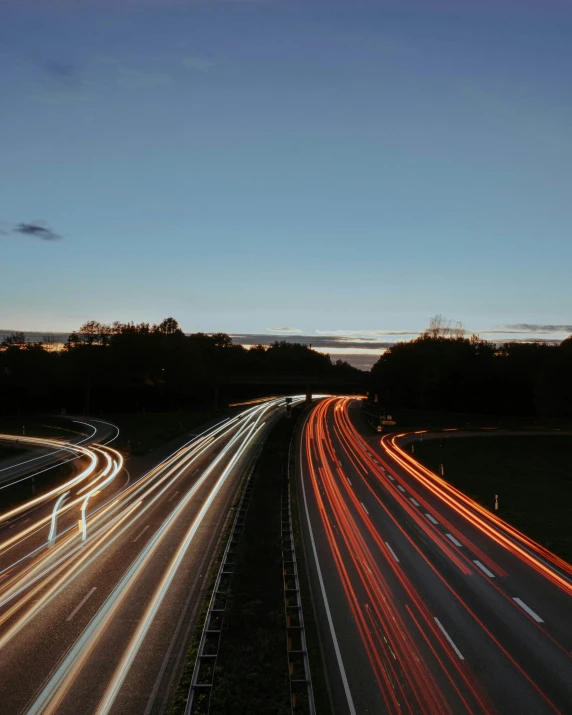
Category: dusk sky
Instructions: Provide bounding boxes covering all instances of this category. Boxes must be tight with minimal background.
[2,0,572,355]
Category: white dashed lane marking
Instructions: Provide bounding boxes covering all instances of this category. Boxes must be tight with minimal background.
[425,513,439,525]
[513,598,544,622]
[473,560,495,578]
[360,502,369,515]
[397,485,406,493]
[434,617,464,660]
[445,533,462,547]
[133,525,150,543]
[66,587,97,622]
[385,542,400,563]
[409,498,420,507]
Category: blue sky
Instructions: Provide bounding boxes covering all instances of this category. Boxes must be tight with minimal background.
[1,0,571,351]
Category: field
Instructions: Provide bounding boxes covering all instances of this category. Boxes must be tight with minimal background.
[410,435,572,564]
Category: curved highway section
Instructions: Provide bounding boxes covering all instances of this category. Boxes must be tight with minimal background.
[298,396,572,715]
[0,398,300,714]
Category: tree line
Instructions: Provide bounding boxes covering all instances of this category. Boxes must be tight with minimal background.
[370,317,572,419]
[0,319,361,415]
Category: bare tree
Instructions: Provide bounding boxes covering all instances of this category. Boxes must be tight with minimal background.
[423,314,465,339]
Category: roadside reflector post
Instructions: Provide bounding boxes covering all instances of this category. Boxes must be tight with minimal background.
[439,463,444,476]
[495,494,499,511]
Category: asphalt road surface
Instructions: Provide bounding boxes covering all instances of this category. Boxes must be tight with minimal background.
[0,398,301,714]
[297,397,572,715]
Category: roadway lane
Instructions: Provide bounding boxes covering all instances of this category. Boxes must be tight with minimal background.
[297,397,572,715]
[0,397,302,714]
[0,417,117,486]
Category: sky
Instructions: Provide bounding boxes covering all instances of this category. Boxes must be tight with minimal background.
[1,0,572,368]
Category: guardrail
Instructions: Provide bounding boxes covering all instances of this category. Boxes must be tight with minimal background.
[282,435,315,714]
[184,443,264,715]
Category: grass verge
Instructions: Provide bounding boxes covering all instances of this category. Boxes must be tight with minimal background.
[207,415,293,715]
[410,435,572,564]
[169,511,237,715]
[170,407,328,715]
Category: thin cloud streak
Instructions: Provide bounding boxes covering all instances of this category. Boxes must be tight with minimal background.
[10,222,63,241]
[266,327,303,334]
[486,324,572,334]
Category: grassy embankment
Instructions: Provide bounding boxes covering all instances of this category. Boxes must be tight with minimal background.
[171,406,330,715]
[410,435,572,564]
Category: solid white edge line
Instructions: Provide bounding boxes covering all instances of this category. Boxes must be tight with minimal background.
[473,560,495,578]
[409,497,420,507]
[133,525,150,543]
[434,617,464,660]
[66,587,97,622]
[360,502,369,515]
[385,542,399,563]
[425,513,439,525]
[299,413,357,715]
[513,597,544,623]
[445,533,462,547]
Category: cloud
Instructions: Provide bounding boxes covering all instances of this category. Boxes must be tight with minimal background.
[31,60,93,103]
[483,324,572,335]
[267,327,303,334]
[117,67,172,89]
[182,57,215,71]
[11,222,63,241]
[44,61,83,91]
[315,329,418,339]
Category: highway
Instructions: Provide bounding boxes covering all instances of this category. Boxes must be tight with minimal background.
[0,417,117,487]
[0,398,300,714]
[298,397,572,715]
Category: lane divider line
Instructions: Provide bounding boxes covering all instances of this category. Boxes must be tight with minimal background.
[299,423,357,715]
[434,617,464,660]
[167,490,179,503]
[409,498,420,507]
[473,560,495,578]
[397,485,406,493]
[346,478,353,486]
[513,597,544,623]
[445,533,462,548]
[385,542,400,563]
[360,502,370,516]
[425,513,439,525]
[66,587,97,622]
[133,525,150,543]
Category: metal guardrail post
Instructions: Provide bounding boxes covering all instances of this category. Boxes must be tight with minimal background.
[184,443,264,715]
[282,430,316,715]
